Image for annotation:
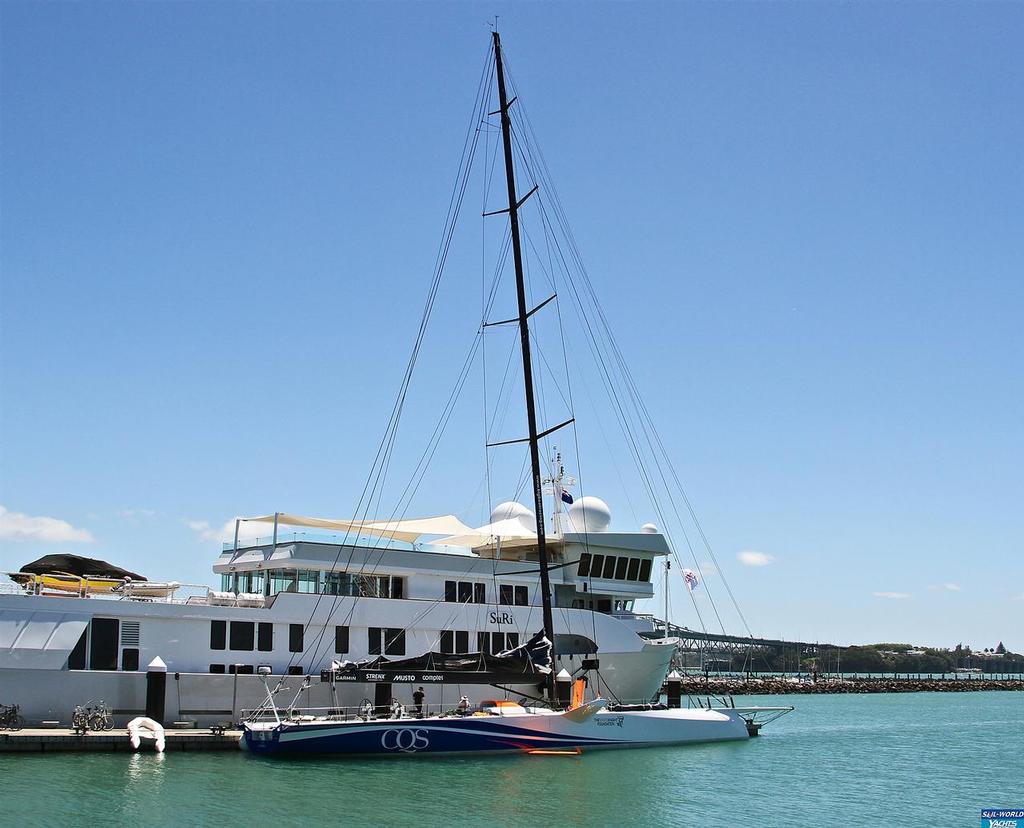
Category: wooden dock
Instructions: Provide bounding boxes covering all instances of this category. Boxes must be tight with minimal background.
[0,728,242,753]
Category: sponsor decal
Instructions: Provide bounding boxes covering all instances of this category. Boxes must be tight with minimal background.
[596,716,624,728]
[381,728,430,753]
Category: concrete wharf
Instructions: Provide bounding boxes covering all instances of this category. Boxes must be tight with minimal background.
[0,728,242,753]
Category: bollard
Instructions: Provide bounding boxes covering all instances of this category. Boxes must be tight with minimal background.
[146,656,168,724]
[554,668,572,707]
[665,670,682,709]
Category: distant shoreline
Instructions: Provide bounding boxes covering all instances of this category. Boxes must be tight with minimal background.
[678,677,1024,695]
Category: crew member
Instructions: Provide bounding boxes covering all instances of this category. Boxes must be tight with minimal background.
[413,686,425,717]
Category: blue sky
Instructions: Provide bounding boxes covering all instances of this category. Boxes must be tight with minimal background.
[1,2,1021,652]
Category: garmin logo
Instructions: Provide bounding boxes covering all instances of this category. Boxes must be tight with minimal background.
[489,611,514,625]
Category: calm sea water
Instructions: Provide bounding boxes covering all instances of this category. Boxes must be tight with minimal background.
[3,692,1021,827]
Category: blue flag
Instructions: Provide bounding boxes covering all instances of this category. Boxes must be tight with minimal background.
[560,489,574,505]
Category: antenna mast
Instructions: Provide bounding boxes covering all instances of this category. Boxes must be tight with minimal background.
[492,31,557,701]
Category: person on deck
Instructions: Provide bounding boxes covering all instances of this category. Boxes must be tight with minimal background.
[413,686,425,717]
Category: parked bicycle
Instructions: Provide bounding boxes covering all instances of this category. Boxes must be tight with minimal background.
[0,702,24,730]
[71,699,114,732]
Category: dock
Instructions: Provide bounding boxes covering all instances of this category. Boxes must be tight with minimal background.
[0,728,242,753]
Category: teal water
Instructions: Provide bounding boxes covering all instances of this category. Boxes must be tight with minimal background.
[3,692,1022,827]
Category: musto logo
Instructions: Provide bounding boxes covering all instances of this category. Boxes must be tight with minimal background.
[381,728,430,753]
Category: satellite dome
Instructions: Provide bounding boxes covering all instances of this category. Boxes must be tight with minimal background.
[567,496,611,534]
[490,501,535,530]
[640,522,659,534]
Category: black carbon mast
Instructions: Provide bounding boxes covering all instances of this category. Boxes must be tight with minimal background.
[492,31,558,702]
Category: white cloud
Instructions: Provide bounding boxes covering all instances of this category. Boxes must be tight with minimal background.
[737,550,774,567]
[119,509,158,519]
[0,506,94,543]
[927,583,962,592]
[1012,593,1024,602]
[873,591,912,599]
[943,583,961,592]
[185,518,268,545]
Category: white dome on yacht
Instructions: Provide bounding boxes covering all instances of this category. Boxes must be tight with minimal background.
[489,501,536,531]
[566,496,611,534]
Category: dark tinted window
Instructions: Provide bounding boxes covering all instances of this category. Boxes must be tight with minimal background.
[384,628,405,656]
[391,577,404,599]
[368,627,382,655]
[457,582,472,603]
[614,557,628,580]
[514,586,528,606]
[627,558,641,581]
[289,624,303,653]
[335,626,349,654]
[230,664,254,675]
[455,630,469,653]
[68,627,87,670]
[209,664,225,674]
[444,581,456,602]
[477,631,487,652]
[89,618,119,671]
[121,648,140,671]
[577,553,591,577]
[639,559,653,582]
[602,556,616,579]
[210,620,226,650]
[440,630,454,653]
[230,621,254,651]
[474,583,486,604]
[257,623,273,652]
[499,585,513,605]
[506,632,520,649]
[287,666,303,675]
[590,555,604,578]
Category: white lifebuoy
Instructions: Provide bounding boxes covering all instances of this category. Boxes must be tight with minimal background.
[127,716,166,753]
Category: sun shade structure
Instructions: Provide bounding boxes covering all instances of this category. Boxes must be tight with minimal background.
[433,517,538,548]
[18,554,146,581]
[240,513,476,544]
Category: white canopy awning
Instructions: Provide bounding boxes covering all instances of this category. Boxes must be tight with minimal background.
[242,513,475,544]
[434,517,539,548]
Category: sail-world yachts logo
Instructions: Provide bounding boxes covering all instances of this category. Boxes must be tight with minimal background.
[381,729,430,752]
[982,809,1024,827]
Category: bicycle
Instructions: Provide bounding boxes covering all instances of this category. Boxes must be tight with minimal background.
[0,703,24,731]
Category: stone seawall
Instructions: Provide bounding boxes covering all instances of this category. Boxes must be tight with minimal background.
[677,677,1024,695]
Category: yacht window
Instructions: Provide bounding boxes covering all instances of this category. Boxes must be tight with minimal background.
[297,570,320,594]
[209,664,225,674]
[230,664,254,675]
[514,586,528,606]
[489,633,504,653]
[602,556,617,580]
[335,626,349,654]
[289,624,303,653]
[577,552,591,576]
[257,623,273,652]
[288,666,303,675]
[384,628,405,656]
[229,621,255,651]
[221,574,233,592]
[324,572,354,596]
[614,558,628,580]
[440,630,454,653]
[474,583,486,604]
[270,570,298,594]
[627,558,641,581]
[590,554,605,578]
[368,627,382,656]
[391,577,404,599]
[597,599,612,613]
[571,599,584,609]
[499,585,513,605]
[506,632,519,649]
[89,618,119,671]
[455,630,469,654]
[68,628,87,670]
[121,648,140,671]
[639,559,652,582]
[444,581,457,602]
[477,631,488,653]
[457,582,472,603]
[210,620,226,651]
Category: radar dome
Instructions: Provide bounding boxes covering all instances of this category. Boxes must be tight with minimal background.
[490,501,535,531]
[567,496,611,534]
[640,523,659,534]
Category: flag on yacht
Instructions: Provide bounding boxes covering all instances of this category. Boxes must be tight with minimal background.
[560,489,574,505]
[683,569,700,590]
